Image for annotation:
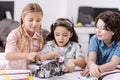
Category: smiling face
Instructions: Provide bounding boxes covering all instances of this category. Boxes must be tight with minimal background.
[95,19,114,44]
[22,12,42,36]
[54,26,72,47]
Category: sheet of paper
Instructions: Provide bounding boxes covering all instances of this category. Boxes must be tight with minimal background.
[0,70,32,80]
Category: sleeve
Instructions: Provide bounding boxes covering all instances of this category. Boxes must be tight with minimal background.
[74,43,83,59]
[88,35,99,54]
[113,42,120,57]
[5,30,19,54]
[40,44,53,54]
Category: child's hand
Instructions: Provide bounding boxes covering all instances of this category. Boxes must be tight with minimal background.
[51,51,60,59]
[40,51,60,61]
[89,63,102,77]
[26,52,38,61]
[80,67,89,76]
[64,59,75,72]
[34,52,41,61]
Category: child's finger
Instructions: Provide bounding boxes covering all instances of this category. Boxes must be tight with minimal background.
[80,69,89,76]
[64,67,68,72]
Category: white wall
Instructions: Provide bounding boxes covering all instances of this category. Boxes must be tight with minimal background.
[67,0,120,26]
[14,0,67,31]
[13,0,120,30]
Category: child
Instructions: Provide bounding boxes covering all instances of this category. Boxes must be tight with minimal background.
[40,18,86,72]
[5,3,44,70]
[81,11,120,77]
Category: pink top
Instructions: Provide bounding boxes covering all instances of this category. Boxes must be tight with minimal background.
[5,27,42,70]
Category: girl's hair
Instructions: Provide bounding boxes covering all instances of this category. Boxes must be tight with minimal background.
[46,18,79,43]
[95,11,120,41]
[19,3,43,52]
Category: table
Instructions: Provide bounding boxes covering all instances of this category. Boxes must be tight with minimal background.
[0,53,119,80]
[34,66,120,80]
[0,70,31,80]
[0,68,119,80]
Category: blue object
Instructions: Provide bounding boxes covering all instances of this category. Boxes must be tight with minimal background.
[86,75,90,78]
[78,76,81,80]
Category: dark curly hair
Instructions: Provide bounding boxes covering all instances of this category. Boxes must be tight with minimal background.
[46,18,79,43]
[95,11,120,41]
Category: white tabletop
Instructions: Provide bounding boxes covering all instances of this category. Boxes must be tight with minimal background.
[34,66,120,80]
[0,68,119,80]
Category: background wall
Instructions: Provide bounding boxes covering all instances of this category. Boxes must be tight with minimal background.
[67,0,120,26]
[13,0,120,30]
[14,0,68,31]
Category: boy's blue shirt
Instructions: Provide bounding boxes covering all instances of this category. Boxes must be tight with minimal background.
[88,35,120,65]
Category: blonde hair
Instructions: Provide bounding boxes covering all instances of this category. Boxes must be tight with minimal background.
[19,3,43,52]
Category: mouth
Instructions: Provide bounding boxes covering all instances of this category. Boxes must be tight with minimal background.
[32,27,37,29]
[58,41,64,43]
[31,27,38,31]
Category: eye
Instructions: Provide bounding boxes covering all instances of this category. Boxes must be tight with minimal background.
[95,26,106,30]
[55,33,60,36]
[36,19,41,22]
[101,27,106,30]
[28,19,33,22]
[63,34,68,37]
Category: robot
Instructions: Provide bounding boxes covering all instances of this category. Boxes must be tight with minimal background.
[28,57,65,78]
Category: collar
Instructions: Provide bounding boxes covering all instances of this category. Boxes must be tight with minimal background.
[22,27,41,40]
[101,41,115,48]
[47,40,72,48]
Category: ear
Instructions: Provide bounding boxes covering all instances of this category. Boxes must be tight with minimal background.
[112,32,114,35]
[21,15,24,21]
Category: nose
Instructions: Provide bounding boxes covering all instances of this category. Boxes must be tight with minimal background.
[33,21,38,26]
[59,35,63,40]
[97,28,101,32]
